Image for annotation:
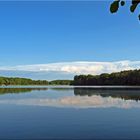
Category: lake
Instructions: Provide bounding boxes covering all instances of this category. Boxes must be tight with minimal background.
[0,86,140,139]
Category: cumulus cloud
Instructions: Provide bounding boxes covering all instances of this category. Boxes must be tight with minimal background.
[0,95,139,109]
[0,60,140,76]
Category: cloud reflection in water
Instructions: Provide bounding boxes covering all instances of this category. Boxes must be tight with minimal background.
[0,95,139,109]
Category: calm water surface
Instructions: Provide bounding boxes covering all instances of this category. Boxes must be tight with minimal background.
[0,86,140,139]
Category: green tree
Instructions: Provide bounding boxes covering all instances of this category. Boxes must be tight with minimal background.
[0,77,49,86]
[73,69,140,86]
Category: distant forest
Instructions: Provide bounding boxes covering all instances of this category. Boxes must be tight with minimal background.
[0,77,72,86]
[49,80,72,85]
[1,69,140,86]
[73,69,140,86]
[0,77,49,85]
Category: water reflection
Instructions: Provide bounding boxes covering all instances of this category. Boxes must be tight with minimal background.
[74,88,140,101]
[0,87,48,94]
[0,87,140,108]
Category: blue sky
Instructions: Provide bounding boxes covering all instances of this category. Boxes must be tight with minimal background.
[0,1,140,79]
[0,1,140,65]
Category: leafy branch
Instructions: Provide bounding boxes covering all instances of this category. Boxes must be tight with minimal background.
[110,0,140,20]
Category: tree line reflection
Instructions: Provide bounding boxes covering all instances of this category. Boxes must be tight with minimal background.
[74,88,140,101]
[0,88,48,94]
[0,87,140,102]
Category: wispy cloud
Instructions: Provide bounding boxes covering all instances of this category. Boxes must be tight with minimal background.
[0,60,140,75]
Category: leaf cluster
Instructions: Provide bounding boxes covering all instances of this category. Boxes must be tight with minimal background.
[110,0,140,20]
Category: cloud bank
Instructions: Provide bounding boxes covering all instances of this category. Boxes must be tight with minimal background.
[0,60,140,80]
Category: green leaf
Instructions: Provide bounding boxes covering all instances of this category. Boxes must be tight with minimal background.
[121,1,125,6]
[130,3,138,12]
[110,0,120,13]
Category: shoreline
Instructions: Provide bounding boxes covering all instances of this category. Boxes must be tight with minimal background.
[1,85,140,89]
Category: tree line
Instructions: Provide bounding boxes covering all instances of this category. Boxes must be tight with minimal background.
[73,69,140,86]
[2,69,140,86]
[0,77,49,85]
[0,77,72,86]
[49,80,73,85]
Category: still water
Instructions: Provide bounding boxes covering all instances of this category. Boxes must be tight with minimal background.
[0,86,140,139]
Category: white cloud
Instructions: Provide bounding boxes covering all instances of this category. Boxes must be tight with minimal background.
[0,60,140,75]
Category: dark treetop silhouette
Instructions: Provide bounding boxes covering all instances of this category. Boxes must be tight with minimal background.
[73,69,140,86]
[110,0,140,20]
